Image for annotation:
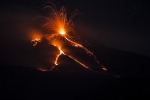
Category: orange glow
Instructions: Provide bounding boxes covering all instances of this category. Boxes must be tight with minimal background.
[59,28,66,35]
[31,32,42,46]
[44,7,73,36]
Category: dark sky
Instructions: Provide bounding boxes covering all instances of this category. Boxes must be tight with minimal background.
[1,0,150,56]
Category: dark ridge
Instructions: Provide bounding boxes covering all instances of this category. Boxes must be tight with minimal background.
[1,47,150,99]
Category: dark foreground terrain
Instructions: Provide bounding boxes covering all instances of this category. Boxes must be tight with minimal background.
[1,46,150,100]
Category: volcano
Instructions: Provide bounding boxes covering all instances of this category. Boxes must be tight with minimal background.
[1,1,150,100]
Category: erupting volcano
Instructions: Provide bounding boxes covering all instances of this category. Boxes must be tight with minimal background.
[31,6,107,71]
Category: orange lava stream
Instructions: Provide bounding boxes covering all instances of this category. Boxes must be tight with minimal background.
[31,39,41,46]
[64,36,100,64]
[67,55,90,69]
[52,44,91,70]
[54,48,64,66]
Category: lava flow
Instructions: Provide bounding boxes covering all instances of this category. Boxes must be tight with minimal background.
[31,6,107,71]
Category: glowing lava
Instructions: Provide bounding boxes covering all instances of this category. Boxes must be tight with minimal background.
[54,48,64,66]
[31,32,42,46]
[31,6,107,71]
[59,28,66,35]
[53,45,90,70]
